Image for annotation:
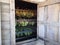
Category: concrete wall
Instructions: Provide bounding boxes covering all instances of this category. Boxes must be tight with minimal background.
[38,0,60,7]
[0,0,60,45]
[0,0,15,45]
[0,2,1,45]
[37,0,60,44]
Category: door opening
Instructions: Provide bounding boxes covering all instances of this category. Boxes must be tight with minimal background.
[15,0,37,42]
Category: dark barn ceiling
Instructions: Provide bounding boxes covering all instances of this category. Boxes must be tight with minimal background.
[15,0,37,10]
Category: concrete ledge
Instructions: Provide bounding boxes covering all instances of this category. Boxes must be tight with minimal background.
[38,0,60,7]
[16,38,37,45]
[39,37,60,45]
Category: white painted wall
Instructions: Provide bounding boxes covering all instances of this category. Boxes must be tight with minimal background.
[0,0,60,45]
[59,5,60,42]
[46,25,59,41]
[0,0,15,45]
[47,4,59,23]
[37,6,46,38]
[46,4,59,41]
[38,24,45,38]
[37,7,45,22]
[0,3,1,45]
[38,4,60,42]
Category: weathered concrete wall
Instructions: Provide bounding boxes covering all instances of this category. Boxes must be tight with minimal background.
[10,0,15,45]
[0,2,1,45]
[1,3,11,45]
[0,0,60,45]
[38,0,60,7]
[0,0,15,45]
[37,0,60,44]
